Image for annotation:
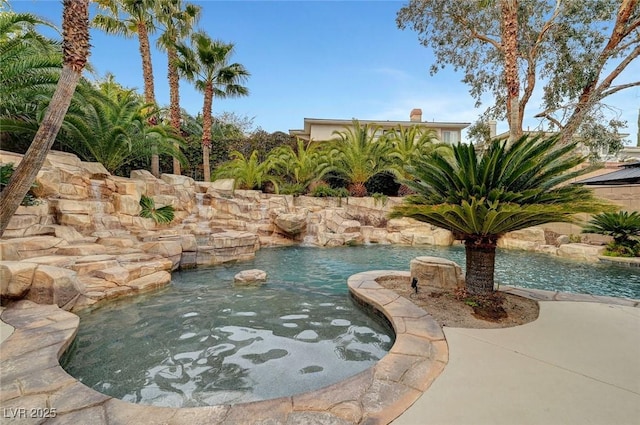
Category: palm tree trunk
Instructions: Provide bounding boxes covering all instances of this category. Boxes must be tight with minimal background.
[0,0,89,236]
[501,0,522,143]
[201,83,214,182]
[137,20,160,177]
[168,45,181,175]
[464,240,497,295]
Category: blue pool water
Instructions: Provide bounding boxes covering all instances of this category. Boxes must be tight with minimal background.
[62,245,639,408]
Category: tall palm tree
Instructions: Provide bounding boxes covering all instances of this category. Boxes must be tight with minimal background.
[175,31,250,182]
[386,125,445,196]
[93,0,162,177]
[330,120,396,197]
[155,0,200,175]
[0,0,90,236]
[391,135,611,295]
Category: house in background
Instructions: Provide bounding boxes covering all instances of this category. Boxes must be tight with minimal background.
[289,109,470,143]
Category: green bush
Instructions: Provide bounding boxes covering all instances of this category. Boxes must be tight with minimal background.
[0,163,40,206]
[371,192,389,206]
[279,182,306,196]
[139,195,175,224]
[310,185,349,198]
[583,211,640,257]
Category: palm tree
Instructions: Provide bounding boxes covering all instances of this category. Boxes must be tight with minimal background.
[93,0,162,177]
[155,0,200,175]
[213,150,279,191]
[0,11,62,151]
[330,120,396,197]
[175,31,250,182]
[0,0,90,236]
[391,135,611,295]
[386,125,446,196]
[59,86,183,174]
[582,211,640,257]
[268,138,335,194]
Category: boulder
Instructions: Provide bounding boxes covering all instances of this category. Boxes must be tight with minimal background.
[499,226,546,250]
[140,240,183,270]
[112,194,141,216]
[0,236,66,260]
[111,177,139,196]
[160,173,195,189]
[127,270,171,292]
[27,265,85,308]
[557,243,605,262]
[81,161,110,176]
[0,261,37,300]
[274,212,307,236]
[410,256,464,290]
[234,269,267,285]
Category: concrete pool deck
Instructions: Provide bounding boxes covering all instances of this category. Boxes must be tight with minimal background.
[1,279,639,424]
[393,297,640,425]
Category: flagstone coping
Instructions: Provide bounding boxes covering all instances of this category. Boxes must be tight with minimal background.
[1,273,638,425]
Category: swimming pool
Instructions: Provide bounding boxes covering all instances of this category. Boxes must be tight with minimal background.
[61,245,639,408]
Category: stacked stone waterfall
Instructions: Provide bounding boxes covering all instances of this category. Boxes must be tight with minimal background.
[1,149,604,313]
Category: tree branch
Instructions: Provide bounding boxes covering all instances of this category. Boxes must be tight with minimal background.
[601,81,640,98]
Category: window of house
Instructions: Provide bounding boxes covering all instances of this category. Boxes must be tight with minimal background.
[442,131,458,143]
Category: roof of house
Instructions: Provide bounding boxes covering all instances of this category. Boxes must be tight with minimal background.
[576,161,640,185]
[289,118,470,138]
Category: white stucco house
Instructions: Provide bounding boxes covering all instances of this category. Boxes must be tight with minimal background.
[289,109,470,144]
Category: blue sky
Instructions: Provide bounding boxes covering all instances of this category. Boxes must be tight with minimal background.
[7,0,640,144]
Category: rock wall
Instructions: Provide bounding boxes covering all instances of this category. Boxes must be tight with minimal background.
[0,149,614,312]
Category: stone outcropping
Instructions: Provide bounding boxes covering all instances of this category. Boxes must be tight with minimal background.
[234,269,267,285]
[410,256,465,291]
[0,149,616,313]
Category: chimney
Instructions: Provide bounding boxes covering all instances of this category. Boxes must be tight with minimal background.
[410,108,422,122]
[488,120,497,138]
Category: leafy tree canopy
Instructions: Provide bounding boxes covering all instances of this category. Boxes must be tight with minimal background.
[397,0,640,142]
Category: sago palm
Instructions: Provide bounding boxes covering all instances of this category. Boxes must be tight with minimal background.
[391,135,612,295]
[330,119,396,197]
[582,211,640,256]
[175,31,250,182]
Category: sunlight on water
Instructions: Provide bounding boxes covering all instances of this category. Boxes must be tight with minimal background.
[62,245,639,408]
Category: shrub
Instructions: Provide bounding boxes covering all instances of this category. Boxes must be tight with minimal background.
[0,163,40,206]
[139,195,175,224]
[582,211,640,257]
[310,185,349,198]
[279,182,306,196]
[371,192,388,206]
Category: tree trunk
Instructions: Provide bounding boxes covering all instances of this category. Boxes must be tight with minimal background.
[0,0,88,236]
[137,21,159,177]
[501,0,522,143]
[168,45,181,175]
[464,240,497,295]
[201,83,214,182]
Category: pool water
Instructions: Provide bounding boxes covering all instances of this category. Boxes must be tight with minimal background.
[62,245,640,408]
